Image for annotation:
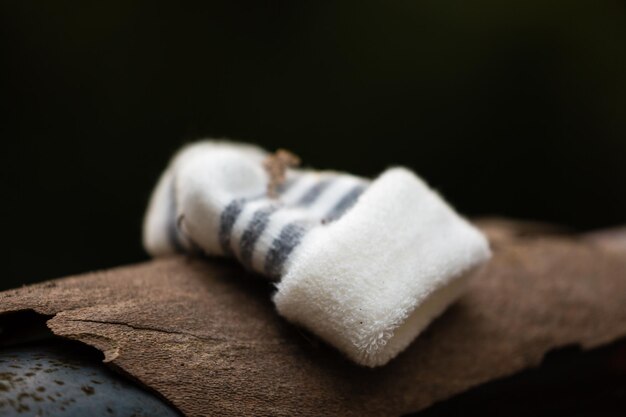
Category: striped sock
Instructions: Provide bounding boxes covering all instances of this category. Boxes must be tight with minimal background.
[144,140,491,367]
[219,171,368,279]
[145,142,368,278]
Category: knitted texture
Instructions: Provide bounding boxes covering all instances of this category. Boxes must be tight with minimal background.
[144,140,491,366]
[144,142,368,278]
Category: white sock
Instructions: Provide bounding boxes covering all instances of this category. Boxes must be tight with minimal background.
[144,140,491,367]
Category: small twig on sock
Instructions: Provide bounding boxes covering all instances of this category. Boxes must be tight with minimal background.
[263,149,300,198]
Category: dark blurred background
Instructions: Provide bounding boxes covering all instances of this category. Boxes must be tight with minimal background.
[1,0,625,290]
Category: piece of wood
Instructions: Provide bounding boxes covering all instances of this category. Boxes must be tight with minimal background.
[1,221,625,417]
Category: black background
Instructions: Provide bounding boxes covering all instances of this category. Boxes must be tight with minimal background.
[2,0,625,290]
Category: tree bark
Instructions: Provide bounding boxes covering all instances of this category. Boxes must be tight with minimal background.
[1,219,625,417]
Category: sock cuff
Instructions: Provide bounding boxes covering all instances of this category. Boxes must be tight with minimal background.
[274,167,491,367]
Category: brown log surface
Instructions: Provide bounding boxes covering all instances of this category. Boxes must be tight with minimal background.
[1,220,625,416]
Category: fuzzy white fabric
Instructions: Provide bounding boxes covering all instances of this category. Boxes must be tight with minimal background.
[144,140,491,367]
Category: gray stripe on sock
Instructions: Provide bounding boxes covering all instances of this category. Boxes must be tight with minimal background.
[276,175,298,195]
[167,177,184,253]
[297,178,333,206]
[239,205,279,268]
[219,198,246,255]
[324,184,367,222]
[264,221,310,279]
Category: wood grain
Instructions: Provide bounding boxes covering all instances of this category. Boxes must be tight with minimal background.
[1,220,625,416]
